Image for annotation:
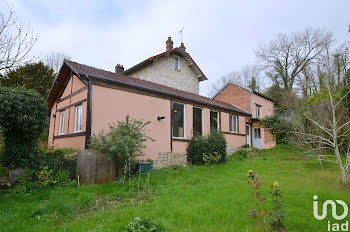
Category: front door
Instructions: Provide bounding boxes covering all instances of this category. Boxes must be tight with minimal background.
[253,128,261,149]
[246,125,251,147]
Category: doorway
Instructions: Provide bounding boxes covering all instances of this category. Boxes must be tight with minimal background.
[253,128,261,149]
[246,125,251,147]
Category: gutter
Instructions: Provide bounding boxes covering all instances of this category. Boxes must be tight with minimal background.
[84,74,92,149]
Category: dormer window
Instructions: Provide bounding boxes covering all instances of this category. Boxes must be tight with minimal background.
[256,105,261,118]
[174,57,180,70]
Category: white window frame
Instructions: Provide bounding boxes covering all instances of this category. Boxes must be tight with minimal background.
[58,110,66,135]
[174,57,180,70]
[210,110,220,130]
[74,104,83,133]
[230,115,238,133]
[193,106,203,136]
[256,105,261,118]
[172,101,186,139]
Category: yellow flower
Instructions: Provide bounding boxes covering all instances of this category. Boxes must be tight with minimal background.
[248,170,254,173]
[273,181,279,187]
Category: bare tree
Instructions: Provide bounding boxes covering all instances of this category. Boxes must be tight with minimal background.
[0,3,37,72]
[241,64,264,91]
[255,28,333,91]
[209,64,265,97]
[293,69,350,185]
[209,70,242,97]
[43,51,71,73]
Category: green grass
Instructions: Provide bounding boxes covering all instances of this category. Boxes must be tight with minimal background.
[0,144,349,231]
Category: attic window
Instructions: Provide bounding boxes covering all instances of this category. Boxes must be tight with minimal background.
[174,57,180,70]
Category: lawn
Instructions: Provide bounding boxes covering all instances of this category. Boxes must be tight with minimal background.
[0,145,349,231]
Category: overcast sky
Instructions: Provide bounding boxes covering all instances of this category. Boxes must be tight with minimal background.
[4,0,350,96]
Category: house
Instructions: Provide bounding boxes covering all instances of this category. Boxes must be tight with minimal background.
[212,83,276,149]
[46,37,275,167]
[123,37,206,94]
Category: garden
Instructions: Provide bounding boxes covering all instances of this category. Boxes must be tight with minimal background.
[1,145,349,231]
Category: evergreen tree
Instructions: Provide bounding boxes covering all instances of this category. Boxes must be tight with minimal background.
[0,62,55,98]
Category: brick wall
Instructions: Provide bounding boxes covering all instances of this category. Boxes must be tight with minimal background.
[213,84,250,112]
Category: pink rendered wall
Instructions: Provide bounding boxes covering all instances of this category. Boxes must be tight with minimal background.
[251,94,274,119]
[48,75,87,150]
[91,85,171,160]
[224,134,246,148]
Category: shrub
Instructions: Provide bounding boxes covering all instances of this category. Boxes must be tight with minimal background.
[186,135,208,165]
[231,149,249,162]
[241,144,250,149]
[0,87,48,168]
[90,115,153,176]
[207,130,227,163]
[30,148,77,178]
[54,169,71,186]
[125,217,165,232]
[260,114,292,144]
[187,130,227,165]
[36,166,57,187]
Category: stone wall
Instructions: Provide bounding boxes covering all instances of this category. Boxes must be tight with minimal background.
[153,152,187,169]
[126,54,199,94]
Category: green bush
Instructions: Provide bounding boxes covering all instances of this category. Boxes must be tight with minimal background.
[231,149,249,162]
[186,130,227,165]
[90,115,153,176]
[31,148,77,179]
[125,217,165,232]
[260,114,292,144]
[0,87,48,168]
[241,144,250,149]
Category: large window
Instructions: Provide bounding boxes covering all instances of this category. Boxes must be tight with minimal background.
[172,102,185,138]
[193,107,202,136]
[229,115,238,133]
[74,104,82,132]
[210,110,219,130]
[59,110,65,135]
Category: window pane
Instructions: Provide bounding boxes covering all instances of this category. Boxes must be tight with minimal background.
[210,111,218,130]
[75,105,82,132]
[174,58,179,70]
[172,102,184,137]
[230,115,237,133]
[193,107,202,136]
[59,110,65,135]
[233,116,237,132]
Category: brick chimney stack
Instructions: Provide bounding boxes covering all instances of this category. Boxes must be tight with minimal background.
[115,64,124,74]
[179,42,186,51]
[166,37,173,51]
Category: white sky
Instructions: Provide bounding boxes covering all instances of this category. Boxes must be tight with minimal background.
[4,0,350,96]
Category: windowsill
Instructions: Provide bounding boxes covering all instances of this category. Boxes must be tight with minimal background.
[172,136,187,140]
[172,137,190,142]
[58,133,64,136]
[229,131,238,134]
[74,130,82,133]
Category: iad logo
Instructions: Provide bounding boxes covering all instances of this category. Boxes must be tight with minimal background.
[313,195,349,231]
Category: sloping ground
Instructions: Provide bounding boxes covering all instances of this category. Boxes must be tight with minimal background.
[0,145,348,231]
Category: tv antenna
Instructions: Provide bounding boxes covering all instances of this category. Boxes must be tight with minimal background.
[179,26,184,43]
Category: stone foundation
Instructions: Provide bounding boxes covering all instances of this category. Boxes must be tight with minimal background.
[226,146,239,155]
[153,152,187,169]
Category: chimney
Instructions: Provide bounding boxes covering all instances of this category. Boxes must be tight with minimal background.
[115,64,124,74]
[179,42,186,51]
[166,37,173,51]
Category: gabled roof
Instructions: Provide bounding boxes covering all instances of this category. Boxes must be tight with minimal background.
[212,82,274,102]
[47,60,250,116]
[124,47,208,81]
